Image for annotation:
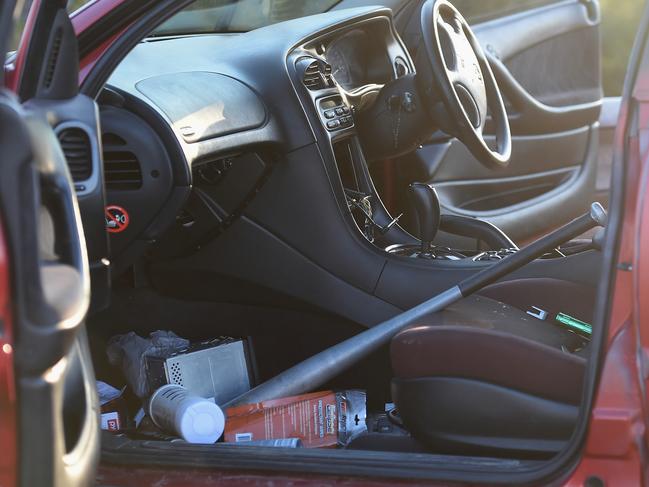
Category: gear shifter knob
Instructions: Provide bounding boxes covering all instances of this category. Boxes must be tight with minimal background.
[408,183,441,252]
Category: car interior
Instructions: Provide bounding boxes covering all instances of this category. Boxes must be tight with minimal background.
[3,0,619,482]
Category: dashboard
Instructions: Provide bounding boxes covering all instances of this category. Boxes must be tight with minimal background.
[305,17,411,92]
[97,7,412,273]
[73,2,606,333]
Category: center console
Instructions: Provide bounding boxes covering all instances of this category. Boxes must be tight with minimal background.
[321,109,600,266]
[318,96,354,132]
[381,179,600,262]
[320,130,603,328]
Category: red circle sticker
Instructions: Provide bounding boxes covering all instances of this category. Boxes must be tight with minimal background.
[105,205,130,234]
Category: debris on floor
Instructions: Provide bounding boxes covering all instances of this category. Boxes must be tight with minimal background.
[97,381,129,431]
[145,336,255,405]
[230,438,303,448]
[106,331,189,398]
[224,390,367,448]
[100,331,369,448]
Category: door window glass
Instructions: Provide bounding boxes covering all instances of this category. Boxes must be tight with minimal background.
[453,0,562,24]
[452,0,644,96]
[9,1,92,52]
[152,0,342,36]
[600,0,643,95]
[9,0,33,52]
[67,1,96,13]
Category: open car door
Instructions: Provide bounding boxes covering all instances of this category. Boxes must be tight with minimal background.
[392,0,603,244]
[1,1,103,485]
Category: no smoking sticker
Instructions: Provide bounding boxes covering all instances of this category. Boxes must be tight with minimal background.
[105,205,130,234]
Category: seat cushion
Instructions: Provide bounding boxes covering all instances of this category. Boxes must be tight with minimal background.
[390,296,589,456]
[391,325,586,405]
[413,294,589,358]
[391,376,578,456]
[479,277,597,325]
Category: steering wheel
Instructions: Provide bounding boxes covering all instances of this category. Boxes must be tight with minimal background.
[420,0,511,168]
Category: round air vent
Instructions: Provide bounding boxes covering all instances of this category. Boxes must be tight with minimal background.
[298,57,334,91]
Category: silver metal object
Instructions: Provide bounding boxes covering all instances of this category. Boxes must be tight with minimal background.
[147,339,252,405]
[224,287,462,407]
[224,203,608,408]
[527,306,549,321]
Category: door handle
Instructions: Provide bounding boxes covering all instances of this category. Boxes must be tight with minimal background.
[485,54,602,135]
[15,117,90,374]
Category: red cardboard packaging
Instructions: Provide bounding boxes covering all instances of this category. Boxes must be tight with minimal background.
[224,390,366,448]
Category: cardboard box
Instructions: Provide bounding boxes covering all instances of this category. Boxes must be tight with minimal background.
[97,381,129,432]
[224,390,367,448]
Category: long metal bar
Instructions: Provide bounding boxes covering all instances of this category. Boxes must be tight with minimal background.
[224,203,607,408]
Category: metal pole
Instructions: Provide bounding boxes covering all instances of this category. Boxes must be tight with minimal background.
[224,203,607,408]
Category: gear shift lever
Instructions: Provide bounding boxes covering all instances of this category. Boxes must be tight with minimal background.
[408,183,441,253]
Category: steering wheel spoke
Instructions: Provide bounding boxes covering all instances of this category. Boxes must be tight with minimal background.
[420,0,511,169]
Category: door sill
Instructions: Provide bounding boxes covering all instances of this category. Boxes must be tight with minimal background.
[100,432,548,483]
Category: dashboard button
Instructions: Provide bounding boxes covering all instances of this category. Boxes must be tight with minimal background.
[327,119,341,129]
[324,110,335,119]
[342,106,350,114]
[335,108,345,116]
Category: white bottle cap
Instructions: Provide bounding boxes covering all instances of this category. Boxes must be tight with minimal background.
[149,384,225,444]
[177,398,225,444]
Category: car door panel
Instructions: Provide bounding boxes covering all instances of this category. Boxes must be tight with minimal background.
[33,95,111,313]
[0,92,100,487]
[396,0,603,243]
[476,1,599,87]
[595,96,620,207]
[421,126,592,181]
[1,2,103,485]
[487,57,601,135]
[408,129,598,244]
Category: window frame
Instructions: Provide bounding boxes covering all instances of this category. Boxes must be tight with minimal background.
[454,0,566,25]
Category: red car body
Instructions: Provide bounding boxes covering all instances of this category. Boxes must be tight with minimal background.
[2,0,649,485]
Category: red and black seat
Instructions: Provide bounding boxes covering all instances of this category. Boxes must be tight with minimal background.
[390,294,589,458]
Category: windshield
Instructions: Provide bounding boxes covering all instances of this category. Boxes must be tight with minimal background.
[152,0,342,36]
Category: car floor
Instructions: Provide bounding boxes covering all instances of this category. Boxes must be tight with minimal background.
[88,276,574,460]
[87,277,394,412]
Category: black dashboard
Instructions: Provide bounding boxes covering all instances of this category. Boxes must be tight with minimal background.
[98,7,412,274]
[87,2,604,330]
[77,1,606,333]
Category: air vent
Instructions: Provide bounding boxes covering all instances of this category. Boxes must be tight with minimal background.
[303,60,322,89]
[104,150,142,190]
[44,28,63,89]
[301,59,333,91]
[58,127,92,182]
